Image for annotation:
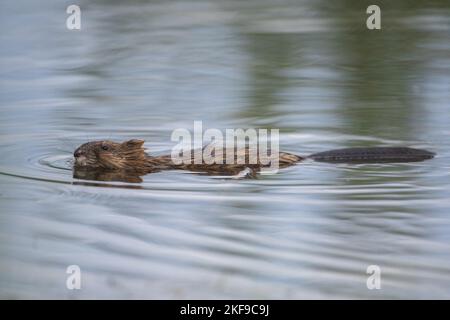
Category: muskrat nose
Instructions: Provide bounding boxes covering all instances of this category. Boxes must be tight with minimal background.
[74,150,83,158]
[73,149,88,166]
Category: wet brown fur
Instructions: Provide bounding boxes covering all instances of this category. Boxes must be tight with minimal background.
[73,139,302,180]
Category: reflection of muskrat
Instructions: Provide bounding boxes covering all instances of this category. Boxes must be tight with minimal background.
[73,139,435,182]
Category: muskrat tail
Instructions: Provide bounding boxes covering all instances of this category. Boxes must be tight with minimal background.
[308,147,435,163]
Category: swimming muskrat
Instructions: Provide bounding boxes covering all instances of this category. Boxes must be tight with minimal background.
[72,139,435,182]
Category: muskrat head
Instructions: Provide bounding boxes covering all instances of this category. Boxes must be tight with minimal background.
[73,139,147,170]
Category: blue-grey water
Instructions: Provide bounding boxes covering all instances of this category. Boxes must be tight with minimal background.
[1,0,450,299]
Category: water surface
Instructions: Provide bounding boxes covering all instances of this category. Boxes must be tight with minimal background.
[1,0,450,299]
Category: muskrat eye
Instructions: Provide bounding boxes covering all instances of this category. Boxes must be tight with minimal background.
[101,145,109,151]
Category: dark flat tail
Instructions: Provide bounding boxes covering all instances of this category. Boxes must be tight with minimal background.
[308,147,435,163]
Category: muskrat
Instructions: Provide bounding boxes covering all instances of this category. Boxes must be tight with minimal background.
[72,139,435,182]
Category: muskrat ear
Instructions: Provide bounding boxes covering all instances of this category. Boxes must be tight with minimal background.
[122,139,145,149]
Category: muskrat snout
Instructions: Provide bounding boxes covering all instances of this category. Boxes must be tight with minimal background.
[74,149,83,158]
[74,154,87,166]
[73,142,101,168]
[73,148,88,166]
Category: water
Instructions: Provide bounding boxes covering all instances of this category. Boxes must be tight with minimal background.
[1,0,450,299]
